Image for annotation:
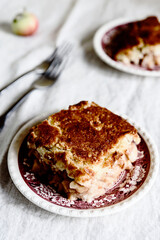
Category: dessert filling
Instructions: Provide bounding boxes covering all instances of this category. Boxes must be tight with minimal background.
[25,101,141,202]
[102,16,160,70]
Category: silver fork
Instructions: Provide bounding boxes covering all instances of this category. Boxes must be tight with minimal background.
[0,44,70,93]
[0,43,72,130]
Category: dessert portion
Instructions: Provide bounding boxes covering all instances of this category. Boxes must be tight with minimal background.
[102,16,160,70]
[25,101,140,202]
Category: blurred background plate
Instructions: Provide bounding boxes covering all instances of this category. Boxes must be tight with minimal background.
[93,16,160,77]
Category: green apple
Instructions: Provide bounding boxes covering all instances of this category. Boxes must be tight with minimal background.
[12,11,38,36]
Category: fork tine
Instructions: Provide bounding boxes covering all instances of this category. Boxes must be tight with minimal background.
[43,42,72,79]
[43,56,62,78]
[46,41,71,61]
[46,47,58,63]
[56,42,72,57]
[47,58,66,79]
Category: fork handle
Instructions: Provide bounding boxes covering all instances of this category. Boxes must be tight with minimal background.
[0,88,33,131]
[0,68,35,93]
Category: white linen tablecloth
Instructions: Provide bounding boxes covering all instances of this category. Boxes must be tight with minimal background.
[0,0,160,239]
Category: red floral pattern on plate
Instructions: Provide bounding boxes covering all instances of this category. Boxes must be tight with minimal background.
[18,136,150,209]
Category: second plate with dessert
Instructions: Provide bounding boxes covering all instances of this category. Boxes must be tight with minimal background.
[93,16,160,77]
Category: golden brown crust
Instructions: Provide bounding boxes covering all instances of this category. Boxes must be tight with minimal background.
[28,120,60,147]
[26,101,141,201]
[136,16,160,45]
[27,101,137,164]
[103,16,160,59]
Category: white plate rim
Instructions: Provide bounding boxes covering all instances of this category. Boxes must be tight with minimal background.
[7,112,159,217]
[93,15,160,77]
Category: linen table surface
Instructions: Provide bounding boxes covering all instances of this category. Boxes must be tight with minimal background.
[0,0,160,239]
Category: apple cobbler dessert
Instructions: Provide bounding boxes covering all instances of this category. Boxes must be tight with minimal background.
[25,101,140,202]
[103,16,160,70]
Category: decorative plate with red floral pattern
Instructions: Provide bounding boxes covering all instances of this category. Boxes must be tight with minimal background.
[7,113,159,217]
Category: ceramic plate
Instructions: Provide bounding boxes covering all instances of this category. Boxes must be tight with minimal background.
[93,16,160,77]
[7,113,159,217]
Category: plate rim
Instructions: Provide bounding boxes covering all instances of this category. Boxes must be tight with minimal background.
[7,112,159,217]
[93,15,160,77]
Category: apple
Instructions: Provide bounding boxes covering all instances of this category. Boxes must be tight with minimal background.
[11,11,38,36]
